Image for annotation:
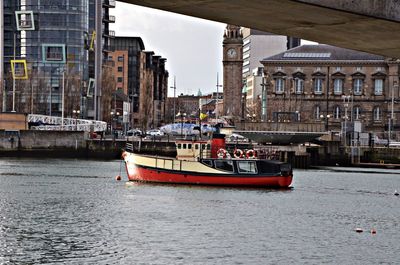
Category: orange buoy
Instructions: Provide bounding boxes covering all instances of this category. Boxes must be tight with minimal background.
[355,228,363,233]
[115,175,122,181]
[370,229,377,234]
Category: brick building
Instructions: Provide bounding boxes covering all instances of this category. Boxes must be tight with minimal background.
[138,51,168,130]
[260,44,400,139]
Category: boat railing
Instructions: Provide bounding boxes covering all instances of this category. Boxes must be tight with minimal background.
[125,143,134,152]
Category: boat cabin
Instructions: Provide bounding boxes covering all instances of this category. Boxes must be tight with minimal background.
[176,140,212,161]
[200,158,292,176]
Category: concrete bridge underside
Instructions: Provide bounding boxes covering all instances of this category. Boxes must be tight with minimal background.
[120,0,400,58]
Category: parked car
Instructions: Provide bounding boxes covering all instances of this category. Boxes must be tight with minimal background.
[228,133,247,142]
[126,129,142,136]
[146,129,164,136]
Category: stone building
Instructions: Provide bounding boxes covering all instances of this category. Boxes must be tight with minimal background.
[260,44,400,138]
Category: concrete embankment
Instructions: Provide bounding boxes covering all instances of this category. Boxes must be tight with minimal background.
[1,130,399,168]
[0,130,177,159]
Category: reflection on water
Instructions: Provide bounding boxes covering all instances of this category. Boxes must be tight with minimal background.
[0,158,399,264]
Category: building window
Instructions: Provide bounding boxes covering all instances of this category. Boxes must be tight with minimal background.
[334,106,341,119]
[353,79,363,95]
[336,66,342,71]
[373,107,381,121]
[314,105,321,120]
[374,79,383,95]
[294,78,304,94]
[118,56,124,62]
[353,106,361,120]
[15,11,35,31]
[275,78,285,94]
[118,66,123,72]
[314,78,323,94]
[117,77,123,82]
[333,79,343,95]
[356,66,363,71]
[42,44,65,63]
[11,60,28,80]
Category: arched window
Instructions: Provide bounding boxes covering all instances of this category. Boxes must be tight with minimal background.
[295,78,304,94]
[334,106,341,119]
[353,79,363,95]
[373,107,381,121]
[275,78,285,94]
[314,106,321,120]
[353,106,361,120]
[374,79,383,95]
[333,79,343,95]
[314,78,323,94]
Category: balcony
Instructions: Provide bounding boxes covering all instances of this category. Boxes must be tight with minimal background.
[102,0,116,8]
[102,30,115,38]
[103,15,115,23]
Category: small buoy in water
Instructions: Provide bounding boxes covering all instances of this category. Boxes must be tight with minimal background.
[370,229,377,234]
[394,190,399,196]
[115,175,122,181]
[355,228,363,233]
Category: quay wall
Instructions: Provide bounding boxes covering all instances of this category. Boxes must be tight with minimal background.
[1,130,399,168]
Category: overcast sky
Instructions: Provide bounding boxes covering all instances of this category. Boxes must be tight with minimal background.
[111,2,226,97]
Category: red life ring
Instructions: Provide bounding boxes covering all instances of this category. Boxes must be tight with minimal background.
[233,149,244,158]
[217,148,227,158]
[246,149,257,159]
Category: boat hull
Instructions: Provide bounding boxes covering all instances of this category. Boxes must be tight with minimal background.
[129,165,292,187]
[123,152,293,188]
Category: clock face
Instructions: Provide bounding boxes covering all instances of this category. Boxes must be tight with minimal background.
[227,48,237,59]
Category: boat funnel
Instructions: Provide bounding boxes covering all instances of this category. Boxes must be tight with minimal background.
[211,133,226,158]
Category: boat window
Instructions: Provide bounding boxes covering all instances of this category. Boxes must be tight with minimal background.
[177,144,181,149]
[207,144,211,150]
[201,144,206,150]
[237,161,257,174]
[202,159,213,167]
[214,160,234,172]
[188,144,192,149]
[183,144,187,149]
[195,144,199,150]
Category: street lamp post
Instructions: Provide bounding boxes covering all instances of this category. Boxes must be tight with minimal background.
[110,111,120,139]
[72,109,80,131]
[389,81,397,141]
[216,72,222,120]
[342,95,351,147]
[170,76,176,123]
[320,114,331,131]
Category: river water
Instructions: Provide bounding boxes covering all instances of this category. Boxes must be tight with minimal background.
[0,158,399,265]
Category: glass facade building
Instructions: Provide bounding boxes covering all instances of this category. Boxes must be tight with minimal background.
[2,0,117,118]
[2,0,89,115]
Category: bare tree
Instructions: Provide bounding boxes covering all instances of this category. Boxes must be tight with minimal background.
[101,65,116,124]
[139,72,154,132]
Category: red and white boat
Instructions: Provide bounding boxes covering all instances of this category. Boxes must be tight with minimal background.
[122,134,293,188]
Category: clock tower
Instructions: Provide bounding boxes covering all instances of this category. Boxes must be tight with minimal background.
[223,25,243,120]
